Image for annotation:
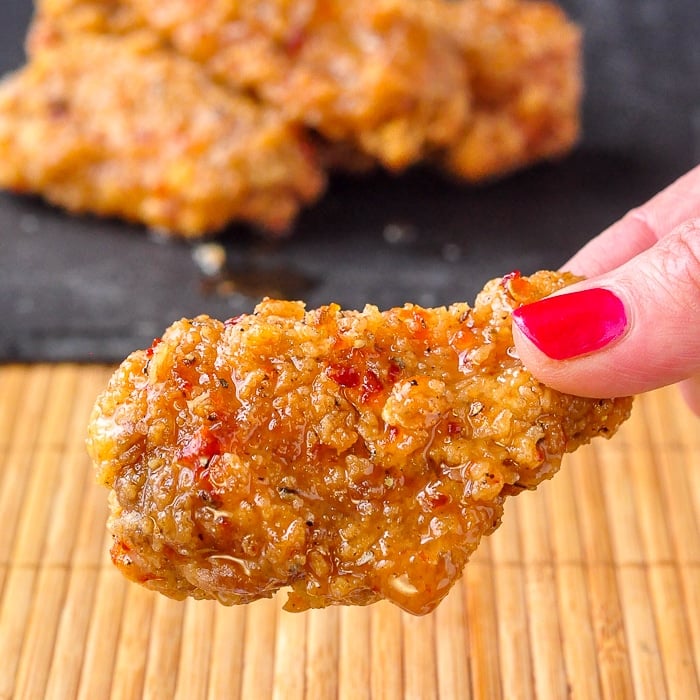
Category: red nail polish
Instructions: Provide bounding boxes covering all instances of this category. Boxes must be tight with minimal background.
[511,288,627,360]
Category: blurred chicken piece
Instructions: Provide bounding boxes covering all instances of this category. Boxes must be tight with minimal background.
[27,0,146,52]
[128,0,580,177]
[125,0,472,172]
[434,0,582,180]
[0,33,325,236]
[4,0,581,235]
[87,271,632,615]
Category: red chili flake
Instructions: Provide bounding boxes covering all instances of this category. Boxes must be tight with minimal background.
[360,369,383,403]
[328,363,361,388]
[418,486,451,511]
[387,361,402,384]
[145,337,162,358]
[285,28,306,56]
[179,428,221,467]
[388,425,400,440]
[500,270,521,287]
[224,315,245,327]
[427,492,450,508]
[501,269,532,299]
[447,421,462,436]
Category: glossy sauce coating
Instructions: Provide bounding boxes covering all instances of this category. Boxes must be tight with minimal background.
[0,33,323,236]
[87,272,632,614]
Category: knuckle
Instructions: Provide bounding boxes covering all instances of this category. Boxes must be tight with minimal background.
[625,206,663,243]
[656,219,700,294]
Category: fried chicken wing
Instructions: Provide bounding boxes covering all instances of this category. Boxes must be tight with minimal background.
[434,0,582,180]
[2,0,581,235]
[0,33,324,236]
[128,0,580,177]
[126,0,471,172]
[87,272,632,615]
[27,0,146,53]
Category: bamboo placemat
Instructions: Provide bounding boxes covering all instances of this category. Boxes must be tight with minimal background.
[0,363,698,699]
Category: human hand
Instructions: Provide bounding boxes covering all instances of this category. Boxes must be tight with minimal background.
[512,163,700,414]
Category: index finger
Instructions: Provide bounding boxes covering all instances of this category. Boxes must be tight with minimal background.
[564,163,700,277]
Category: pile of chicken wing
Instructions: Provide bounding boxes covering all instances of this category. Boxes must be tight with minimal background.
[0,0,581,236]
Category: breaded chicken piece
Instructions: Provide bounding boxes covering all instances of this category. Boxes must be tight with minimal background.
[127,0,471,172]
[27,0,146,53]
[87,272,632,615]
[433,0,582,180]
[5,0,580,235]
[128,0,580,177]
[0,34,325,236]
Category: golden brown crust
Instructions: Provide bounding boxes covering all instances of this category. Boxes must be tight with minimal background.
[127,0,581,176]
[0,0,581,236]
[0,33,325,236]
[435,0,582,180]
[127,0,471,171]
[87,272,633,614]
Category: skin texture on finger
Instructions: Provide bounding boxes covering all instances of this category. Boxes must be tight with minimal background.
[565,163,700,277]
[513,220,700,400]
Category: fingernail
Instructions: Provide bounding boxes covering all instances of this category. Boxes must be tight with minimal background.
[512,288,628,360]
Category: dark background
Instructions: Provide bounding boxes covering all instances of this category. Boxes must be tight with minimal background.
[1,1,698,361]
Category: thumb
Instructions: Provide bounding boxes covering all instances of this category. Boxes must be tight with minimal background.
[512,220,700,399]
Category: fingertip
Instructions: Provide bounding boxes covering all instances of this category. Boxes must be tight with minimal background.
[512,288,628,361]
[511,305,634,399]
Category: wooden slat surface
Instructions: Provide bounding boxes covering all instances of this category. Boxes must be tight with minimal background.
[0,363,698,699]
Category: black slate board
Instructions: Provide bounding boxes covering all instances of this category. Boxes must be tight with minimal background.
[1,0,698,362]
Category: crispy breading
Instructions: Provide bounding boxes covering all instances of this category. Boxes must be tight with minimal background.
[27,0,147,53]
[2,0,581,235]
[0,34,325,236]
[434,0,582,180]
[127,0,471,172]
[128,0,580,177]
[30,0,579,177]
[87,272,632,615]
